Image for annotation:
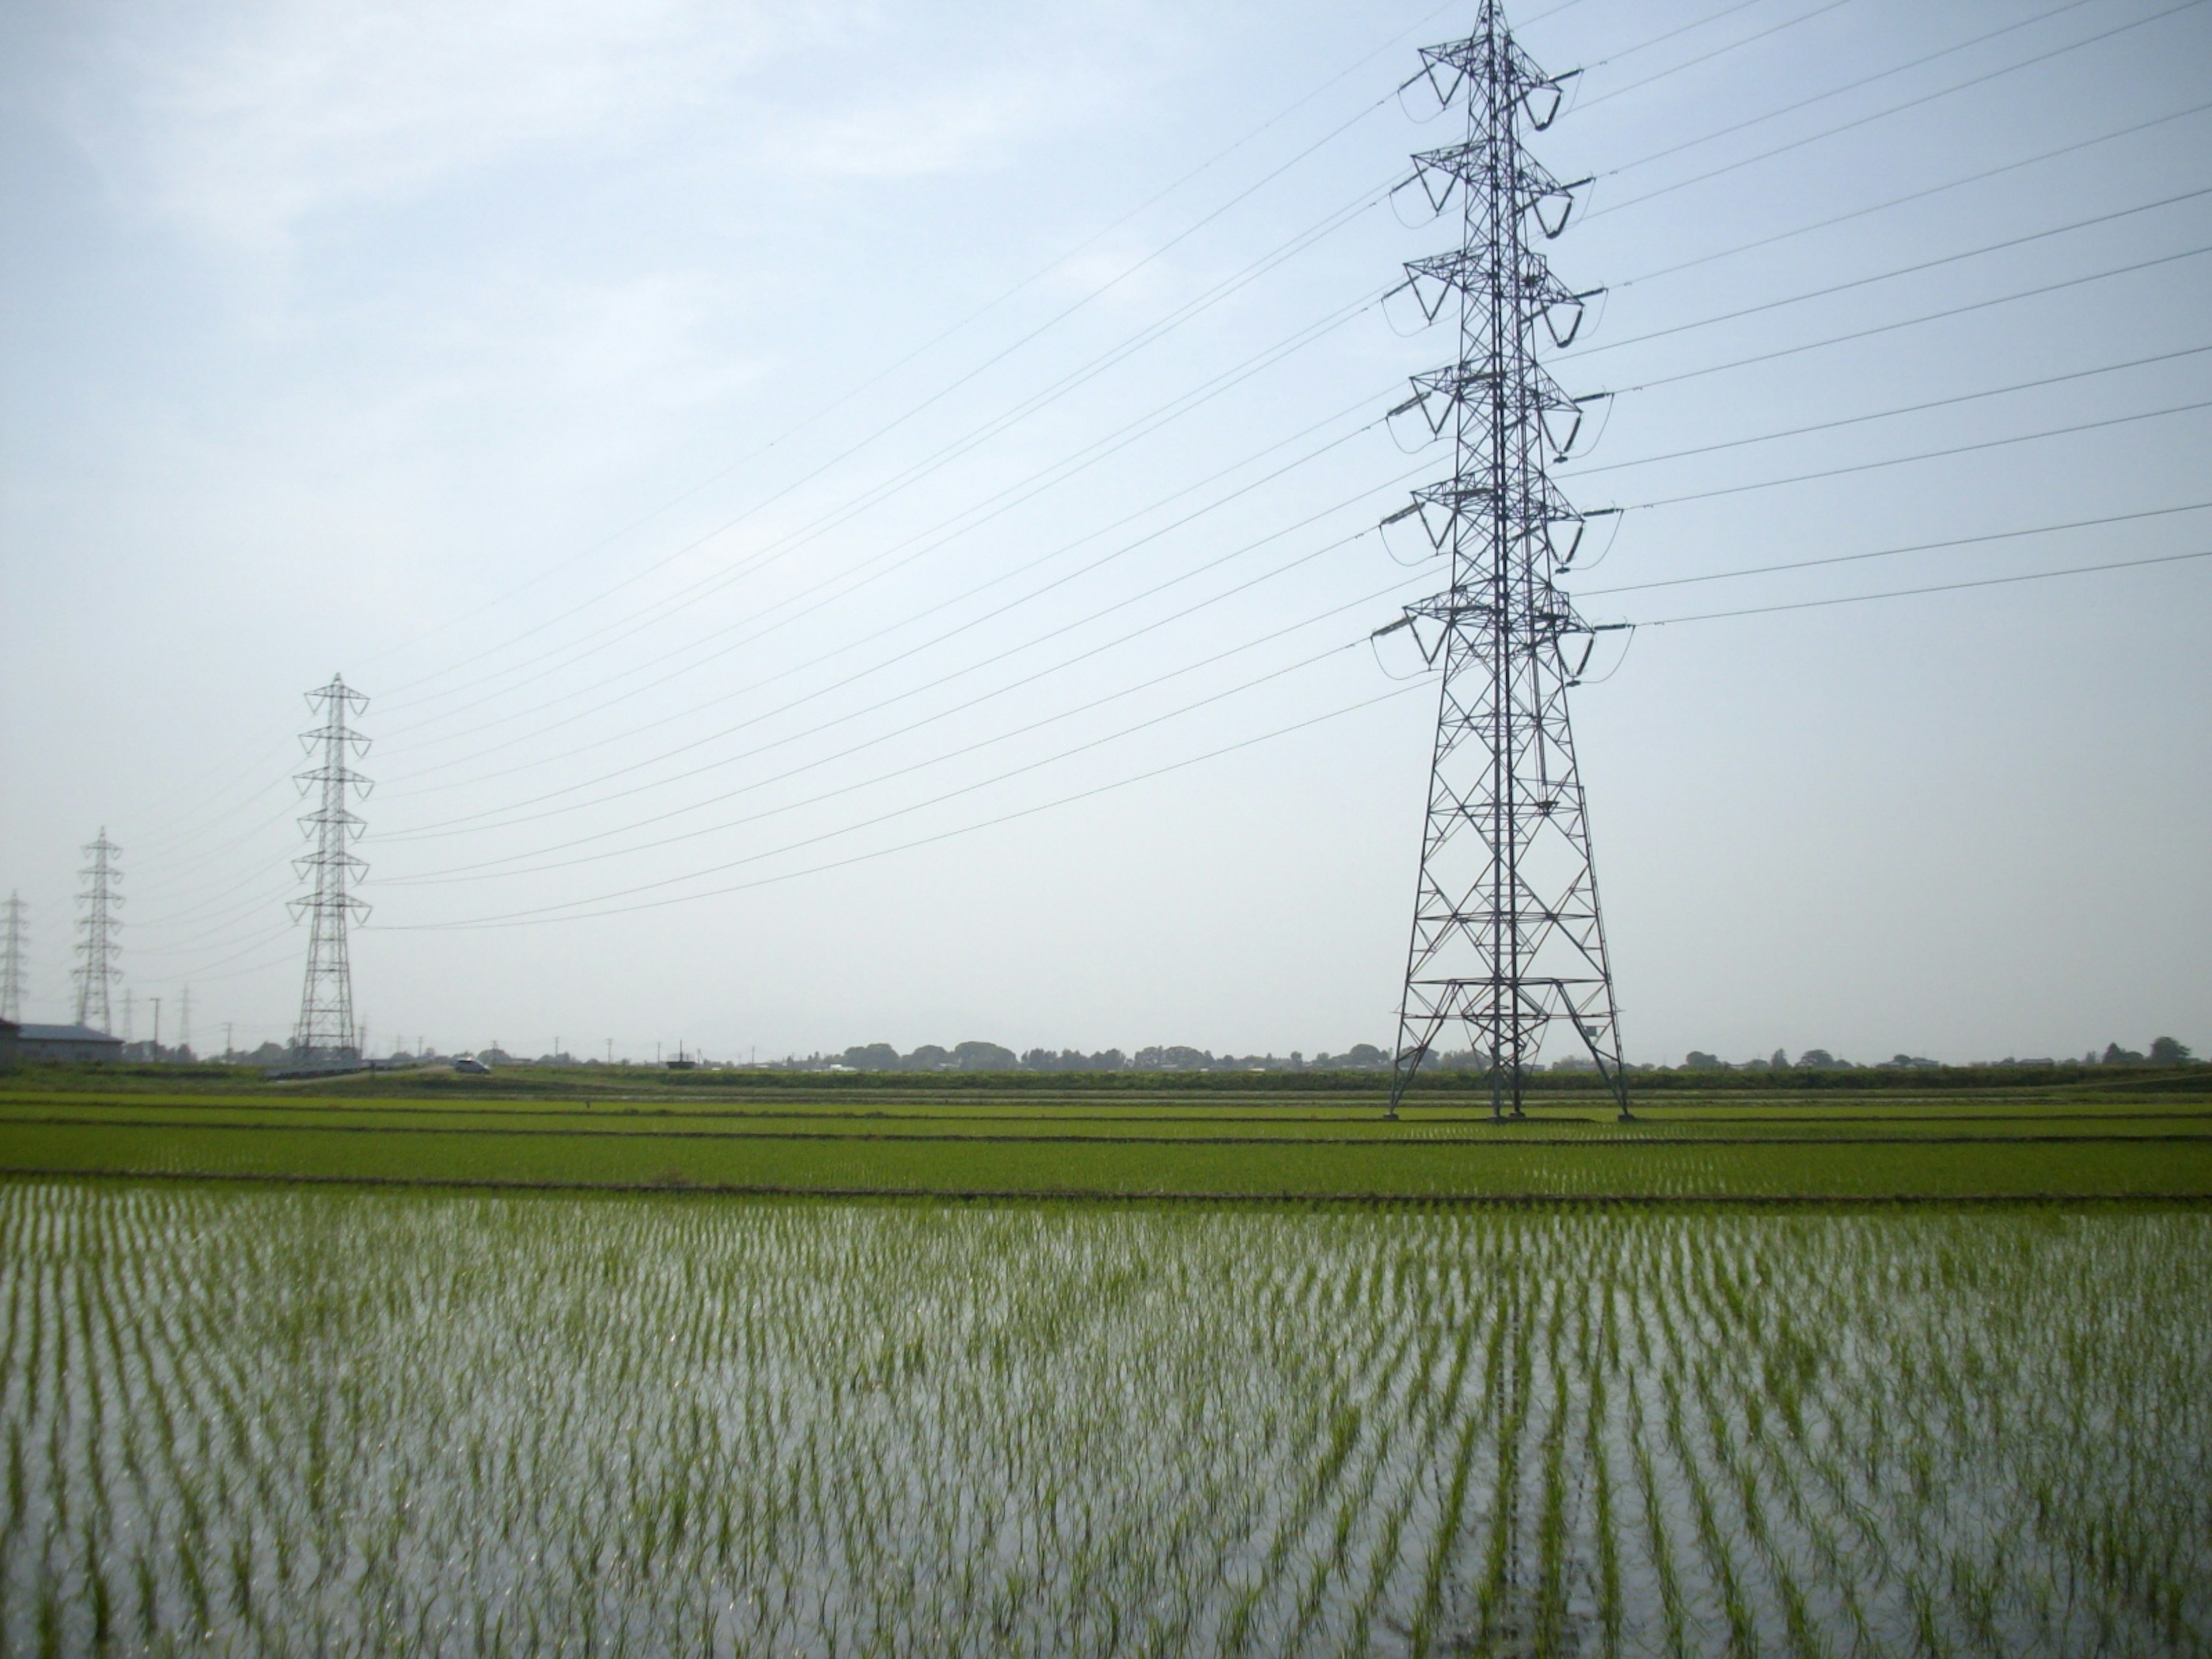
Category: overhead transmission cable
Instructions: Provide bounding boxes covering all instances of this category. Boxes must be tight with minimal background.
[377,175,1395,725]
[382,577,1435,887]
[1565,342,2212,480]
[1620,395,2212,510]
[391,236,2212,816]
[378,139,1398,711]
[1568,0,1865,112]
[375,0,2072,724]
[1569,189,2212,367]
[1579,502,2212,596]
[1639,547,2212,624]
[381,415,1416,834]
[378,1,2187,757]
[362,0,1491,681]
[1584,0,2094,141]
[1599,243,2212,395]
[377,540,2212,934]
[387,331,2212,844]
[1582,0,2209,222]
[386,499,2212,888]
[381,285,1389,751]
[381,208,2212,794]
[1612,94,2212,291]
[380,680,1427,933]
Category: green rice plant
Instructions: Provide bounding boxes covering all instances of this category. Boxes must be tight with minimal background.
[2,1185,2209,1655]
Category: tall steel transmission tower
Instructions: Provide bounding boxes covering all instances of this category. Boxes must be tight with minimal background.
[1,892,27,1024]
[1384,4,1631,1122]
[74,831,124,1032]
[290,676,372,1062]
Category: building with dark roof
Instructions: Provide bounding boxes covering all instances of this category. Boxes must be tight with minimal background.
[0,1020,124,1065]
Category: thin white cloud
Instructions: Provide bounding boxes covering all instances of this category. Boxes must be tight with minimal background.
[84,0,829,251]
[757,85,1049,179]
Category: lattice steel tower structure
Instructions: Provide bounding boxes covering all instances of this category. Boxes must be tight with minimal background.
[1385,4,1630,1121]
[290,676,372,1061]
[73,832,123,1032]
[1,892,27,1024]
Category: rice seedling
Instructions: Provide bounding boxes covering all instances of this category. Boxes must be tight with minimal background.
[0,1182,2206,1655]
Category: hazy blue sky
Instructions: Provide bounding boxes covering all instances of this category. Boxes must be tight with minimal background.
[3,0,2207,1063]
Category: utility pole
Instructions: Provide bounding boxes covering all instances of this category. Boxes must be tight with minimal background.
[0,892,26,1023]
[225,1021,234,1059]
[151,997,162,1051]
[1382,5,1631,1123]
[74,831,123,1033]
[290,676,372,1062]
[179,985,191,1054]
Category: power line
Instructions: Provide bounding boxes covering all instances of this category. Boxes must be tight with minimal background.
[1613,96,2212,291]
[380,494,2212,887]
[1610,243,2212,394]
[379,410,1406,833]
[382,360,2212,854]
[380,684,1429,933]
[387,233,2212,816]
[1574,188,2212,367]
[1572,0,1803,78]
[377,172,1398,715]
[1580,501,2212,594]
[1574,0,1865,113]
[1636,547,2212,624]
[364,0,1487,684]
[1584,0,2090,135]
[379,6,2204,753]
[1567,342,2212,479]
[381,567,1431,887]
[395,218,2208,780]
[1584,0,2209,222]
[380,287,1389,754]
[381,539,2208,935]
[375,6,2150,728]
[1621,395,2212,511]
[108,3,2212,946]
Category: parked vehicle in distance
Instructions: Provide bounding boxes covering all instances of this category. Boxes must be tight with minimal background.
[452,1056,490,1075]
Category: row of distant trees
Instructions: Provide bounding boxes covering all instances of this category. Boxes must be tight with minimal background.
[831,1042,1395,1073]
[1681,1038,2194,1071]
[86,1035,2200,1073]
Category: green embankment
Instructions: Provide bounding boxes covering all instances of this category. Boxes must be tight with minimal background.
[2,1063,2207,1198]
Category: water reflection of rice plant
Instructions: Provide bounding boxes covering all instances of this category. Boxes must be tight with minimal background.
[1,1185,2206,1656]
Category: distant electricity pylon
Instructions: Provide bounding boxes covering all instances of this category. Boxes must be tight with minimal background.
[1381,4,1631,1122]
[73,831,124,1033]
[1,892,27,1023]
[290,676,372,1062]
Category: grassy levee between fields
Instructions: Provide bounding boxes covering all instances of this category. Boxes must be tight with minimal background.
[3,1115,2209,1198]
[2,1065,2207,1198]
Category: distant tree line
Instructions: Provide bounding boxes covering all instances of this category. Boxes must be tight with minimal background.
[826,1041,1397,1073]
[1677,1037,2194,1071]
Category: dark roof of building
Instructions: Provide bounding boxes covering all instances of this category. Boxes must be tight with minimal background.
[4,1022,123,1044]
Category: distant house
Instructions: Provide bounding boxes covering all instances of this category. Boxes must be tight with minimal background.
[0,1020,125,1065]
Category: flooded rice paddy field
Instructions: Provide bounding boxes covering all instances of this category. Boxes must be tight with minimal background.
[2,1180,2206,1657]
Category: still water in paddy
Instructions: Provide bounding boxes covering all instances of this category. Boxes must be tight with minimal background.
[2,1182,2206,1656]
